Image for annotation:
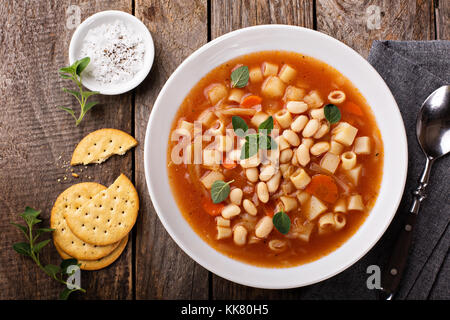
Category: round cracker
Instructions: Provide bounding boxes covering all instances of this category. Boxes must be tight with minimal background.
[71,128,138,165]
[51,182,120,260]
[55,235,128,271]
[64,174,139,246]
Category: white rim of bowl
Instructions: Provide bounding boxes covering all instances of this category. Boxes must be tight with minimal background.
[68,10,154,95]
[144,25,408,289]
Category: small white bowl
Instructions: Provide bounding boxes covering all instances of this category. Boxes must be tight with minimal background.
[69,10,154,95]
[144,25,408,289]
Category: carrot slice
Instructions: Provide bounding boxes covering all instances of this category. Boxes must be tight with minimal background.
[305,174,339,204]
[202,198,224,216]
[240,95,262,108]
[222,162,237,169]
[341,101,364,117]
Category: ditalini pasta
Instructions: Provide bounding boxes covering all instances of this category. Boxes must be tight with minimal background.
[168,51,383,267]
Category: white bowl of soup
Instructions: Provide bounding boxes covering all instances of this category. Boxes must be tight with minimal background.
[144,25,407,289]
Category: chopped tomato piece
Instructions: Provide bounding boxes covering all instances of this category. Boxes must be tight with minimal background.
[222,162,237,169]
[202,198,224,216]
[341,101,364,117]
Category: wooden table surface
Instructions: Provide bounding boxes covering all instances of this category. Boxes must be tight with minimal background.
[0,0,448,300]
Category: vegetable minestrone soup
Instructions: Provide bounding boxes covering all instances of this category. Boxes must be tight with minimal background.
[167,51,383,267]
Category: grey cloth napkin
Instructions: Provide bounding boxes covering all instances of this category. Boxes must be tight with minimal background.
[297,40,450,300]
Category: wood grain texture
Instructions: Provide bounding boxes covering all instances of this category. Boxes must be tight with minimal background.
[211,0,314,38]
[210,0,314,300]
[316,0,435,57]
[0,0,133,299]
[436,0,450,39]
[134,0,210,299]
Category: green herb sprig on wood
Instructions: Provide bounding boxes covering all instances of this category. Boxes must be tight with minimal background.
[11,207,85,300]
[58,57,99,126]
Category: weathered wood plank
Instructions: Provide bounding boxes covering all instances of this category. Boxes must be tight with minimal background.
[134,0,210,299]
[436,0,449,40]
[211,0,314,39]
[210,0,314,300]
[0,0,133,299]
[316,0,435,58]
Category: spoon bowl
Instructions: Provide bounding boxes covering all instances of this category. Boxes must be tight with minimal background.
[417,85,450,159]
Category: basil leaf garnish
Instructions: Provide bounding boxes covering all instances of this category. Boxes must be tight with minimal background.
[324,104,341,124]
[210,180,234,204]
[232,116,249,137]
[230,66,249,88]
[273,210,291,235]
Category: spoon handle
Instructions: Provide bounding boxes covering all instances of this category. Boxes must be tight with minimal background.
[380,157,434,299]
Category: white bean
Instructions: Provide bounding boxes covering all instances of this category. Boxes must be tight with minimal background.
[256,182,269,203]
[282,130,300,146]
[233,225,248,246]
[280,148,293,163]
[286,101,308,114]
[221,204,241,219]
[266,171,282,193]
[229,188,243,205]
[302,119,320,137]
[259,165,276,182]
[296,144,310,166]
[255,216,274,238]
[310,141,330,156]
[243,199,258,216]
[290,115,309,132]
[245,167,259,183]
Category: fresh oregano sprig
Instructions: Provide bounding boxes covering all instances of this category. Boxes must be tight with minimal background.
[11,207,85,300]
[58,57,99,126]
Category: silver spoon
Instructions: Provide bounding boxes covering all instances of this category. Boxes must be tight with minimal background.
[380,85,450,300]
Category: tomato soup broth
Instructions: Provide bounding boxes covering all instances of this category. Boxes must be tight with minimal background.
[167,51,383,267]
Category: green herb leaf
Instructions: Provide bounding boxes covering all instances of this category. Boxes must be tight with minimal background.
[59,287,77,300]
[20,207,41,228]
[258,116,274,134]
[240,136,259,160]
[11,222,28,238]
[12,207,86,299]
[44,264,61,279]
[82,101,99,113]
[210,180,234,204]
[33,239,51,253]
[230,66,249,88]
[324,104,341,124]
[75,57,90,76]
[58,57,100,126]
[57,106,77,121]
[13,242,31,256]
[258,134,276,150]
[60,259,79,274]
[232,116,248,137]
[81,90,100,99]
[273,211,291,235]
[62,87,81,99]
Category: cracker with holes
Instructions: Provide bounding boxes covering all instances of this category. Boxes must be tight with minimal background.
[51,182,120,260]
[71,128,138,165]
[64,174,139,246]
[55,235,128,270]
